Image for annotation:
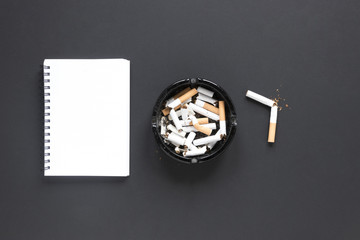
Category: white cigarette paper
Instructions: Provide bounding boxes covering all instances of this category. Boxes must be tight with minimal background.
[168,109,181,121]
[184,132,196,148]
[268,106,278,143]
[182,123,217,133]
[207,130,221,150]
[183,146,207,157]
[246,90,275,107]
[219,101,226,136]
[181,107,188,120]
[197,86,214,97]
[167,124,186,137]
[197,93,217,105]
[167,132,185,146]
[193,134,222,146]
[189,103,220,121]
[168,89,198,109]
[169,109,183,130]
[160,117,166,135]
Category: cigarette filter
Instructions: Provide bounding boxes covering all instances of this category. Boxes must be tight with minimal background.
[183,146,207,157]
[193,134,222,146]
[268,106,278,143]
[197,93,217,105]
[162,104,181,116]
[189,103,220,121]
[184,132,196,148]
[197,86,214,98]
[167,124,186,137]
[195,99,219,114]
[168,88,198,109]
[246,90,275,107]
[170,109,183,130]
[219,101,226,136]
[165,87,191,107]
[180,118,209,126]
[182,123,217,133]
[190,116,212,136]
[167,132,186,146]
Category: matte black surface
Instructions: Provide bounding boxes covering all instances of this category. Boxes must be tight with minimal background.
[1,0,360,239]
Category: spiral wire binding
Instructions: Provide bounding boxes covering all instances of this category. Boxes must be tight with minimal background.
[44,65,51,170]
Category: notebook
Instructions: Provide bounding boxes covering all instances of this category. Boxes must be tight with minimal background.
[43,59,130,176]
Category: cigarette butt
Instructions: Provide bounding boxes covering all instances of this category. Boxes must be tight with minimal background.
[197,86,214,98]
[167,109,181,120]
[173,87,191,99]
[195,99,219,114]
[168,88,197,109]
[181,107,188,121]
[207,130,221,150]
[246,90,275,107]
[162,104,181,116]
[268,106,278,143]
[170,109,183,131]
[190,115,212,136]
[193,123,212,136]
[165,87,191,107]
[179,88,198,103]
[193,134,222,146]
[167,132,186,146]
[189,103,219,121]
[219,101,226,136]
[197,93,217,105]
[219,101,225,121]
[184,132,196,148]
[160,117,166,135]
[182,123,217,133]
[183,146,207,157]
[180,118,209,126]
[167,124,186,137]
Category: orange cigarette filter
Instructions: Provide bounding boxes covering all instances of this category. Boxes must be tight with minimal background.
[219,101,225,121]
[162,105,181,116]
[203,102,219,114]
[191,118,208,125]
[268,123,276,143]
[173,87,191,99]
[179,89,198,103]
[193,123,212,136]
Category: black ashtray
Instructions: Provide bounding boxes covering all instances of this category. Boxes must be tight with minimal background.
[151,78,237,164]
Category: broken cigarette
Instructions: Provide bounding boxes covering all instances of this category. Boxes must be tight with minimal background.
[193,134,222,146]
[182,123,217,133]
[246,90,275,107]
[180,118,209,126]
[165,87,191,106]
[190,115,212,136]
[183,146,207,157]
[189,103,220,121]
[168,88,198,109]
[195,99,219,114]
[167,132,186,146]
[167,124,186,137]
[207,130,221,150]
[197,93,217,105]
[184,132,196,148]
[160,117,166,136]
[268,106,278,143]
[162,104,181,116]
[169,109,183,130]
[219,101,226,136]
[197,86,214,97]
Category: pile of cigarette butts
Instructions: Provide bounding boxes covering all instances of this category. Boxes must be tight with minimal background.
[160,86,227,157]
[246,90,278,143]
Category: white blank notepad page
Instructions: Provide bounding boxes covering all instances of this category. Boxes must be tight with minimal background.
[44,59,130,176]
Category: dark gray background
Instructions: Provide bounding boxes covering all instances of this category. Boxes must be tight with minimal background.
[1,0,360,239]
